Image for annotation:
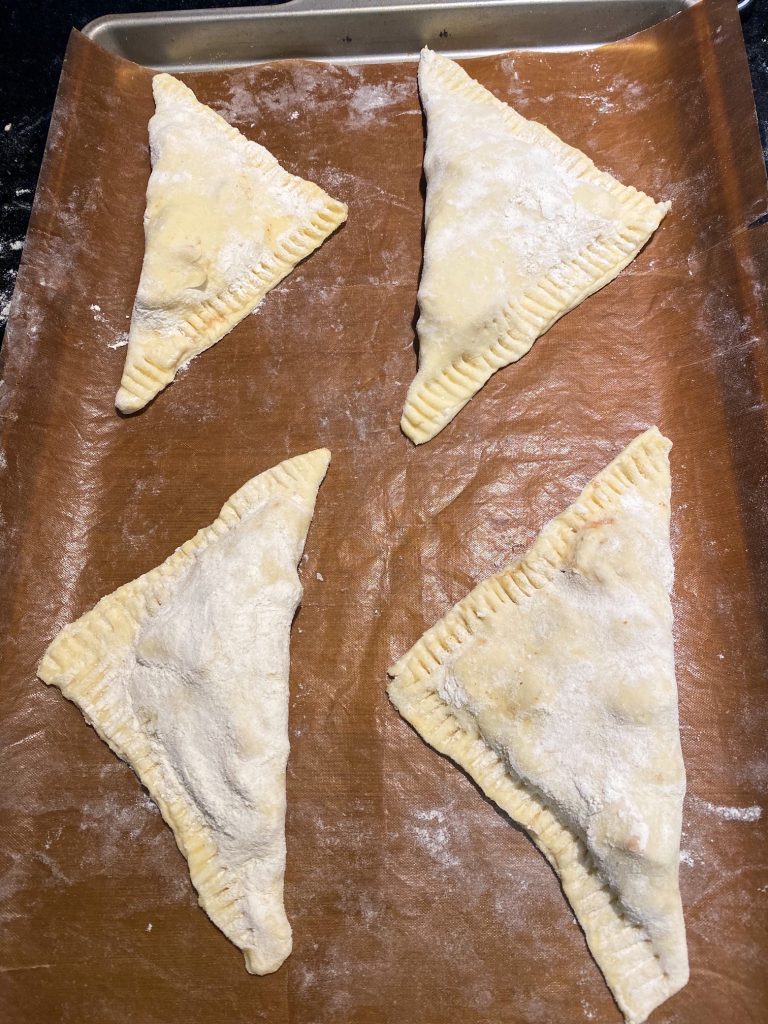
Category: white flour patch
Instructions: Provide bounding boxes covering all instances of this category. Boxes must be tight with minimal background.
[89,302,130,349]
[570,91,617,115]
[212,65,345,124]
[138,790,160,816]
[581,999,597,1021]
[296,965,317,992]
[346,80,414,127]
[209,80,264,124]
[405,808,460,868]
[414,808,445,823]
[692,797,762,822]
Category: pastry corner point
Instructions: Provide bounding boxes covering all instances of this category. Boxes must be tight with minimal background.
[399,412,430,446]
[37,647,60,688]
[301,446,332,474]
[636,423,672,455]
[115,384,145,415]
[151,71,189,103]
[243,934,293,976]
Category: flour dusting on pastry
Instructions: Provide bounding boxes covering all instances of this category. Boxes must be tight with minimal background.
[116,75,347,414]
[401,49,670,444]
[388,428,688,1024]
[38,449,331,975]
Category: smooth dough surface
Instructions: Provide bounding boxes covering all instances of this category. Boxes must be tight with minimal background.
[117,74,347,413]
[388,428,688,1023]
[402,49,670,443]
[38,448,331,975]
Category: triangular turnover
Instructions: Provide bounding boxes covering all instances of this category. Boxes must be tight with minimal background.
[38,448,331,975]
[388,428,687,1023]
[402,50,670,443]
[117,74,347,413]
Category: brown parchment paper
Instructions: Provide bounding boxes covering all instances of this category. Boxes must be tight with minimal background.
[1,0,767,1021]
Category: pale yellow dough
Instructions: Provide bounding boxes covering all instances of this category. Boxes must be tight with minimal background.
[388,428,688,1024]
[38,449,331,974]
[117,74,347,413]
[402,50,671,443]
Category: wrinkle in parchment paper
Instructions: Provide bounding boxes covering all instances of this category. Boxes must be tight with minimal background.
[0,1,767,1022]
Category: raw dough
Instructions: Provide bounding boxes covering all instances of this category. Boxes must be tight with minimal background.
[38,448,331,974]
[388,428,688,1023]
[402,49,670,443]
[116,74,348,413]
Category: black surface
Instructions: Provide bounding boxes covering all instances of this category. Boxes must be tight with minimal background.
[1,0,766,328]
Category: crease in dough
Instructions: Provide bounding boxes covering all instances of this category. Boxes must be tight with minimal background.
[402,49,671,443]
[38,448,331,975]
[117,74,348,413]
[388,427,688,1024]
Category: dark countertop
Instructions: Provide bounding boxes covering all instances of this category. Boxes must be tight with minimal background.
[1,0,766,327]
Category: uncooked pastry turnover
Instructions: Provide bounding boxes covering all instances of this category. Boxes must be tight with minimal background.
[388,428,688,1024]
[38,448,331,975]
[116,74,347,413]
[402,50,671,443]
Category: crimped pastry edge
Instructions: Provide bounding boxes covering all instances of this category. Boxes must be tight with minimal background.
[388,428,688,1023]
[38,448,331,973]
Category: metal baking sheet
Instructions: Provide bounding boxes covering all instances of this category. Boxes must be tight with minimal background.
[82,0,694,70]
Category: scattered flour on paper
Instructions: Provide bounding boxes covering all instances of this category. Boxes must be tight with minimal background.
[76,784,191,903]
[88,300,130,348]
[212,64,414,133]
[494,62,654,122]
[406,808,460,869]
[691,797,762,822]
[211,65,342,124]
[345,80,415,127]
[581,999,597,1021]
